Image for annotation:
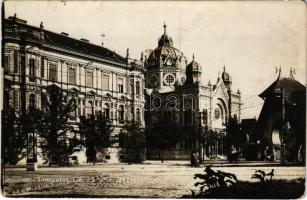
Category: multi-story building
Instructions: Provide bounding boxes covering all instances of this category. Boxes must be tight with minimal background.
[144,24,242,160]
[3,15,145,163]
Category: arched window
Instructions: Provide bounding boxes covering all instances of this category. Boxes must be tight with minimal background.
[41,93,46,111]
[136,108,141,121]
[118,105,124,123]
[48,62,57,82]
[77,98,81,116]
[29,94,36,110]
[104,104,110,119]
[86,100,93,116]
[29,58,35,81]
[82,99,86,116]
[130,78,134,94]
[136,81,140,95]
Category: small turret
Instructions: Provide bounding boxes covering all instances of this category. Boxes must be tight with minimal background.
[185,54,202,85]
[221,65,232,90]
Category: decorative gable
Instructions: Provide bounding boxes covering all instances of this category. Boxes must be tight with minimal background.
[212,79,229,101]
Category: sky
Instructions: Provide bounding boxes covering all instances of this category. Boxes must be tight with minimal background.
[4,1,306,119]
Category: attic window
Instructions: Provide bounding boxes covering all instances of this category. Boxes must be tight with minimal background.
[61,32,69,36]
[80,38,89,42]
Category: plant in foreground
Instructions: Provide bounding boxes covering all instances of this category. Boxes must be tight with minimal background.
[251,169,274,182]
[192,166,238,197]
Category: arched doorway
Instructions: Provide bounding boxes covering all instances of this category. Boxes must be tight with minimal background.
[208,98,228,159]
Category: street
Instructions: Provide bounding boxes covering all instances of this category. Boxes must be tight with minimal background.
[3,162,305,198]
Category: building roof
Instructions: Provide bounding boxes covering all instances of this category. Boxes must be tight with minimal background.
[259,76,305,99]
[146,23,187,71]
[44,29,127,63]
[187,54,202,73]
[4,16,129,65]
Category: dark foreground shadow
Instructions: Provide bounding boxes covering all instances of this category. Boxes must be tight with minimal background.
[182,178,305,199]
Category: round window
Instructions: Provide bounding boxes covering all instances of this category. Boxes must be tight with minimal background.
[149,75,158,87]
[181,76,186,84]
[164,74,175,85]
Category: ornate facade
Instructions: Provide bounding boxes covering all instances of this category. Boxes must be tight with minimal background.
[3,15,242,162]
[3,15,145,163]
[144,24,242,160]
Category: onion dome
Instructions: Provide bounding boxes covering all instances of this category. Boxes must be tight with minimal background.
[185,54,202,84]
[222,65,232,83]
[158,23,173,47]
[187,54,202,73]
[146,23,187,71]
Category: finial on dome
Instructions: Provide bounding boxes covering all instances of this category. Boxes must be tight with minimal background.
[40,21,44,29]
[192,53,195,61]
[100,32,105,46]
[223,65,226,72]
[289,67,295,79]
[163,22,167,34]
[275,66,281,79]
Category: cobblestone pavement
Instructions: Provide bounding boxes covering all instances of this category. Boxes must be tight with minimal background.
[3,164,305,198]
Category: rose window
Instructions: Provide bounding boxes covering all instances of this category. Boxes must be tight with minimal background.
[164,74,175,85]
[149,75,158,87]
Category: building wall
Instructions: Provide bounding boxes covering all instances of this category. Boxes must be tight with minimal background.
[4,43,145,126]
[3,18,146,163]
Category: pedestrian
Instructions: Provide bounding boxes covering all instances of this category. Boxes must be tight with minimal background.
[191,152,195,167]
[195,152,200,167]
[264,145,273,161]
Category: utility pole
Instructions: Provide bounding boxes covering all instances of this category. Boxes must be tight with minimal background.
[281,87,286,164]
[198,109,207,164]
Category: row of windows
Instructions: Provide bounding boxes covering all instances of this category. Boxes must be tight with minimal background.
[5,55,143,94]
[31,59,142,94]
[28,94,142,122]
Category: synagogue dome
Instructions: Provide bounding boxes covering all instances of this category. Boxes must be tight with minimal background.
[146,23,187,71]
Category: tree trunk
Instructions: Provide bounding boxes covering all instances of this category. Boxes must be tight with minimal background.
[48,153,52,167]
[161,150,164,163]
[93,147,96,165]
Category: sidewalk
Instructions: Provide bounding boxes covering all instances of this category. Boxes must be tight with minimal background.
[5,160,302,169]
[144,160,290,167]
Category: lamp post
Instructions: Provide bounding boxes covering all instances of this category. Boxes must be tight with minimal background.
[197,109,208,164]
[22,45,38,171]
[26,132,37,171]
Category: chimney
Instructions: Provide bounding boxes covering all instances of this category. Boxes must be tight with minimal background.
[126,48,129,60]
